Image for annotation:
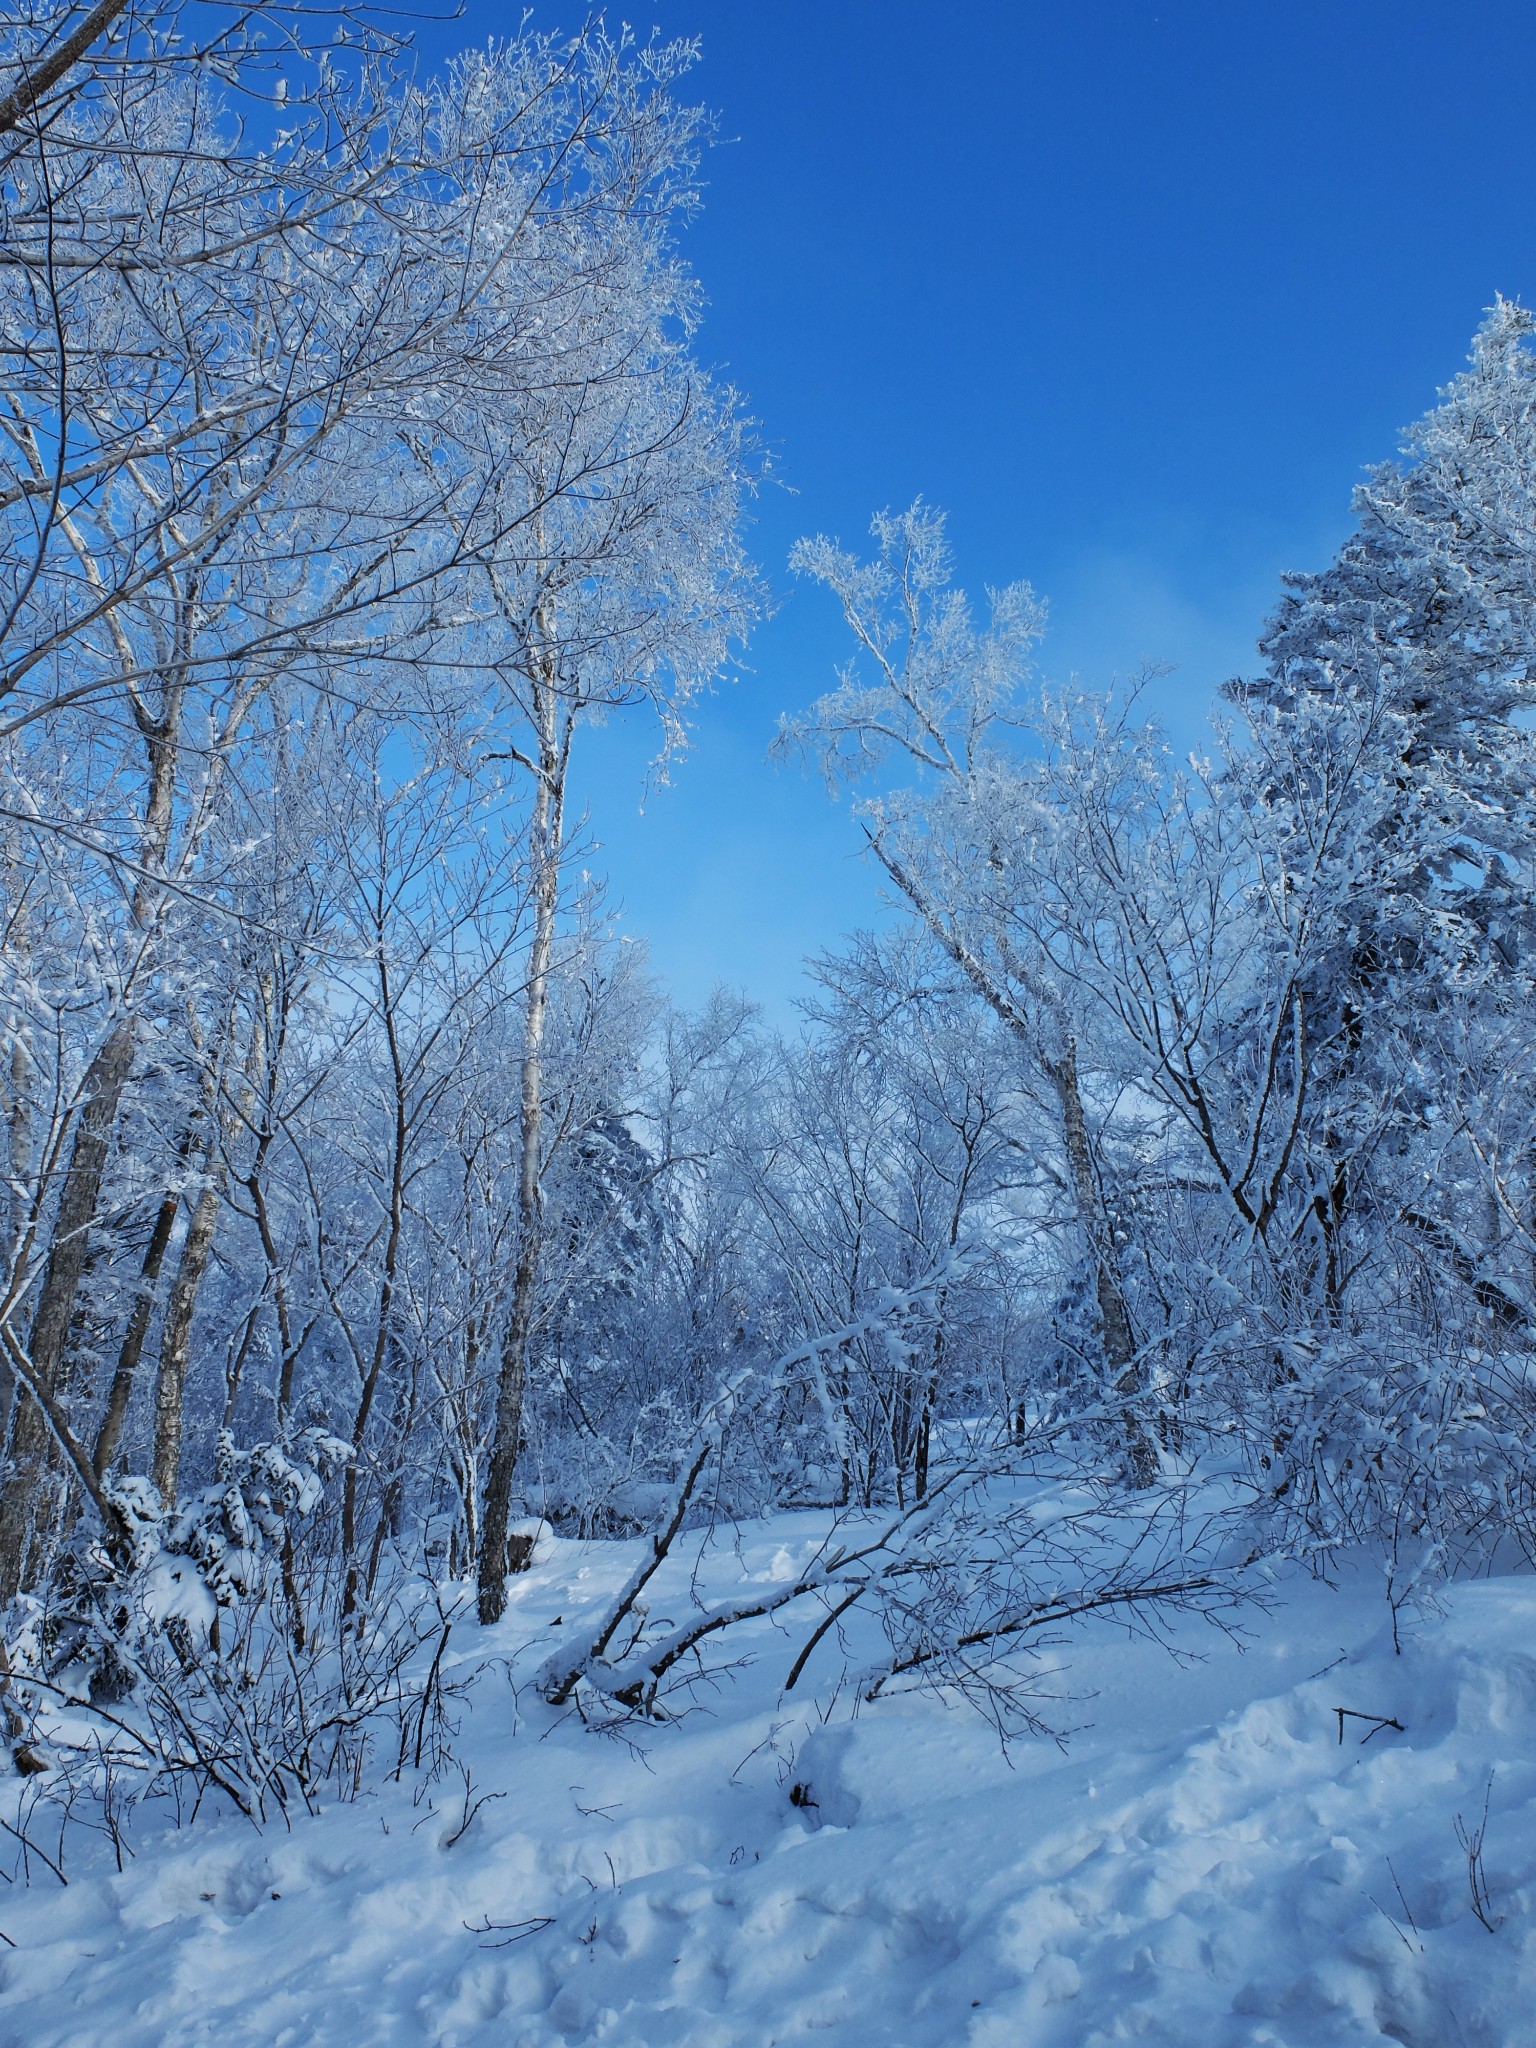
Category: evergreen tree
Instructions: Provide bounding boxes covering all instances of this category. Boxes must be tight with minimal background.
[1234,298,1536,988]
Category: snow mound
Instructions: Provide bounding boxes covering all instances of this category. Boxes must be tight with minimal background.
[3,1528,1535,2046]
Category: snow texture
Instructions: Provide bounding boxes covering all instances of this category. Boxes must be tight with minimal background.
[3,1516,1535,2046]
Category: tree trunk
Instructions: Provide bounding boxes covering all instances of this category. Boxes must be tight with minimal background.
[3,1024,32,1263]
[0,687,183,1585]
[0,0,134,139]
[0,1023,34,1498]
[150,1168,223,1504]
[0,1019,135,1597]
[337,936,413,1620]
[1043,1038,1157,1486]
[92,1178,182,1481]
[868,834,1158,1488]
[478,653,565,1625]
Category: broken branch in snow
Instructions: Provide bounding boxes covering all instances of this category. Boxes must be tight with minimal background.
[537,1262,967,1708]
[539,1320,1256,1725]
[464,1912,555,1948]
[1332,1706,1404,1746]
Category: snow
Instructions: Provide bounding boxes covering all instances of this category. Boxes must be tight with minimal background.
[4,1514,1536,2047]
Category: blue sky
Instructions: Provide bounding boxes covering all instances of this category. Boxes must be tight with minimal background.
[428,2,1536,1022]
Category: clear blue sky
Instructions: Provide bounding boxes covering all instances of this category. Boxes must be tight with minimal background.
[426,1,1536,1022]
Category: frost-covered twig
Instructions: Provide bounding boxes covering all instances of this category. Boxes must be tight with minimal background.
[542,1343,1257,1725]
[1456,1774,1501,1933]
[538,1263,967,1708]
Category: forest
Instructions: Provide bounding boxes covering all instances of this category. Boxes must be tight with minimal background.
[2,5,1535,2041]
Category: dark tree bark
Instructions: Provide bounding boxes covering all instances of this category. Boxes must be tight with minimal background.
[0,1020,134,1597]
[150,1168,223,1502]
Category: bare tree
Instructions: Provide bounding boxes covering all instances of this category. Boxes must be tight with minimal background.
[466,263,760,1622]
[781,505,1157,1482]
[0,10,757,1596]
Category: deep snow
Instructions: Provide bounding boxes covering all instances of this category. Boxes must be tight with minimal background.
[4,1514,1536,2047]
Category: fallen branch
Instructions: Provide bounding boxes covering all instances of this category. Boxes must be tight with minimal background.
[1333,1706,1404,1746]
[538,1264,965,1708]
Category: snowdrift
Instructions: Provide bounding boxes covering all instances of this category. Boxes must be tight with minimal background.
[4,1515,1535,2047]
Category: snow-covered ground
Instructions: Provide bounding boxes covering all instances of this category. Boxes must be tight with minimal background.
[4,1515,1535,2047]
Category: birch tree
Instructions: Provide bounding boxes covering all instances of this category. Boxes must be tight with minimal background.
[0,6,759,1598]
[462,191,760,1624]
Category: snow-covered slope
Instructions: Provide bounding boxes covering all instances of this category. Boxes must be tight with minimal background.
[4,1518,1535,2047]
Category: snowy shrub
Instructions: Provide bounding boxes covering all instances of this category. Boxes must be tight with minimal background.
[1,1431,465,1853]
